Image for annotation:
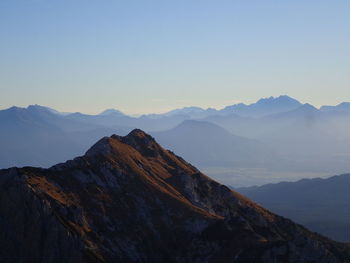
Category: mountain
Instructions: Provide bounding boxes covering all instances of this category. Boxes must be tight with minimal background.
[1,129,350,263]
[221,95,302,117]
[146,107,219,119]
[321,102,350,113]
[267,103,320,119]
[144,96,302,120]
[0,106,82,167]
[0,106,130,168]
[152,120,278,169]
[25,105,102,132]
[32,104,71,116]
[202,102,322,139]
[203,103,350,178]
[65,111,134,128]
[66,111,186,131]
[258,104,350,168]
[237,174,350,242]
[4,99,350,186]
[99,108,126,117]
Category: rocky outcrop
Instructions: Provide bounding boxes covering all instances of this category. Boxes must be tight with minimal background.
[0,129,349,263]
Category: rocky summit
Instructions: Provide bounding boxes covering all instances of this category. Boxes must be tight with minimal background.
[0,129,349,263]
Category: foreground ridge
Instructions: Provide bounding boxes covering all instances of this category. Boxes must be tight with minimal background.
[0,129,349,263]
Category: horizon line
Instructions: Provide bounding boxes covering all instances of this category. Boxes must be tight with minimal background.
[0,95,347,116]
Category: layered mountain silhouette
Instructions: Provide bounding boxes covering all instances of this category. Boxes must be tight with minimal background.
[3,96,350,186]
[321,102,350,113]
[203,102,350,179]
[145,106,219,119]
[152,120,278,168]
[144,95,302,119]
[221,95,302,117]
[1,130,350,262]
[0,105,129,168]
[98,108,126,117]
[237,173,350,242]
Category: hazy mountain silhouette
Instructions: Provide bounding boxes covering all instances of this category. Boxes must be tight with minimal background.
[0,106,80,167]
[145,95,302,119]
[321,102,350,113]
[152,120,278,168]
[0,106,129,168]
[203,103,350,177]
[98,108,126,117]
[145,106,219,119]
[65,111,134,129]
[1,130,349,262]
[66,110,189,131]
[221,95,302,117]
[237,173,350,242]
[3,97,350,185]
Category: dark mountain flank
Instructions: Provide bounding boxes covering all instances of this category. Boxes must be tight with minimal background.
[0,130,349,263]
[237,174,350,242]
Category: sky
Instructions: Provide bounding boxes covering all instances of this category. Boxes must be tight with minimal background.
[1,0,350,114]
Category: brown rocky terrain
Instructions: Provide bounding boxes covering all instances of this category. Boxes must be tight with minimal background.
[0,129,350,263]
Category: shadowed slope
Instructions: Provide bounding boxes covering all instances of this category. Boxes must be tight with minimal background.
[237,174,350,242]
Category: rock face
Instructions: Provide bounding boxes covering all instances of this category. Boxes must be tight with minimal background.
[0,129,349,263]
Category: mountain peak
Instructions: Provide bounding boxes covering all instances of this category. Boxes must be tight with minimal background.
[126,128,152,139]
[175,119,228,133]
[1,132,350,262]
[222,95,302,117]
[338,102,350,107]
[298,103,319,112]
[256,95,301,105]
[123,129,157,147]
[27,104,55,114]
[122,129,161,157]
[99,108,124,116]
[85,129,161,158]
[321,102,350,113]
[157,106,218,119]
[6,106,23,112]
[26,104,71,116]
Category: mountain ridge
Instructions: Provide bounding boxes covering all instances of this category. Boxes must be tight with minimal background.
[237,173,350,242]
[152,120,277,170]
[3,96,350,119]
[3,98,350,186]
[1,129,350,262]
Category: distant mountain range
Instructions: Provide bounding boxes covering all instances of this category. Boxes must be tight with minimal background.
[221,95,303,117]
[1,130,349,262]
[2,96,350,186]
[237,173,350,242]
[152,120,278,168]
[22,95,349,120]
[0,105,128,168]
[98,108,126,116]
[320,102,350,113]
[141,95,303,119]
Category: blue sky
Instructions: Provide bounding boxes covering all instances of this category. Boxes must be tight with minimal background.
[1,0,349,114]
